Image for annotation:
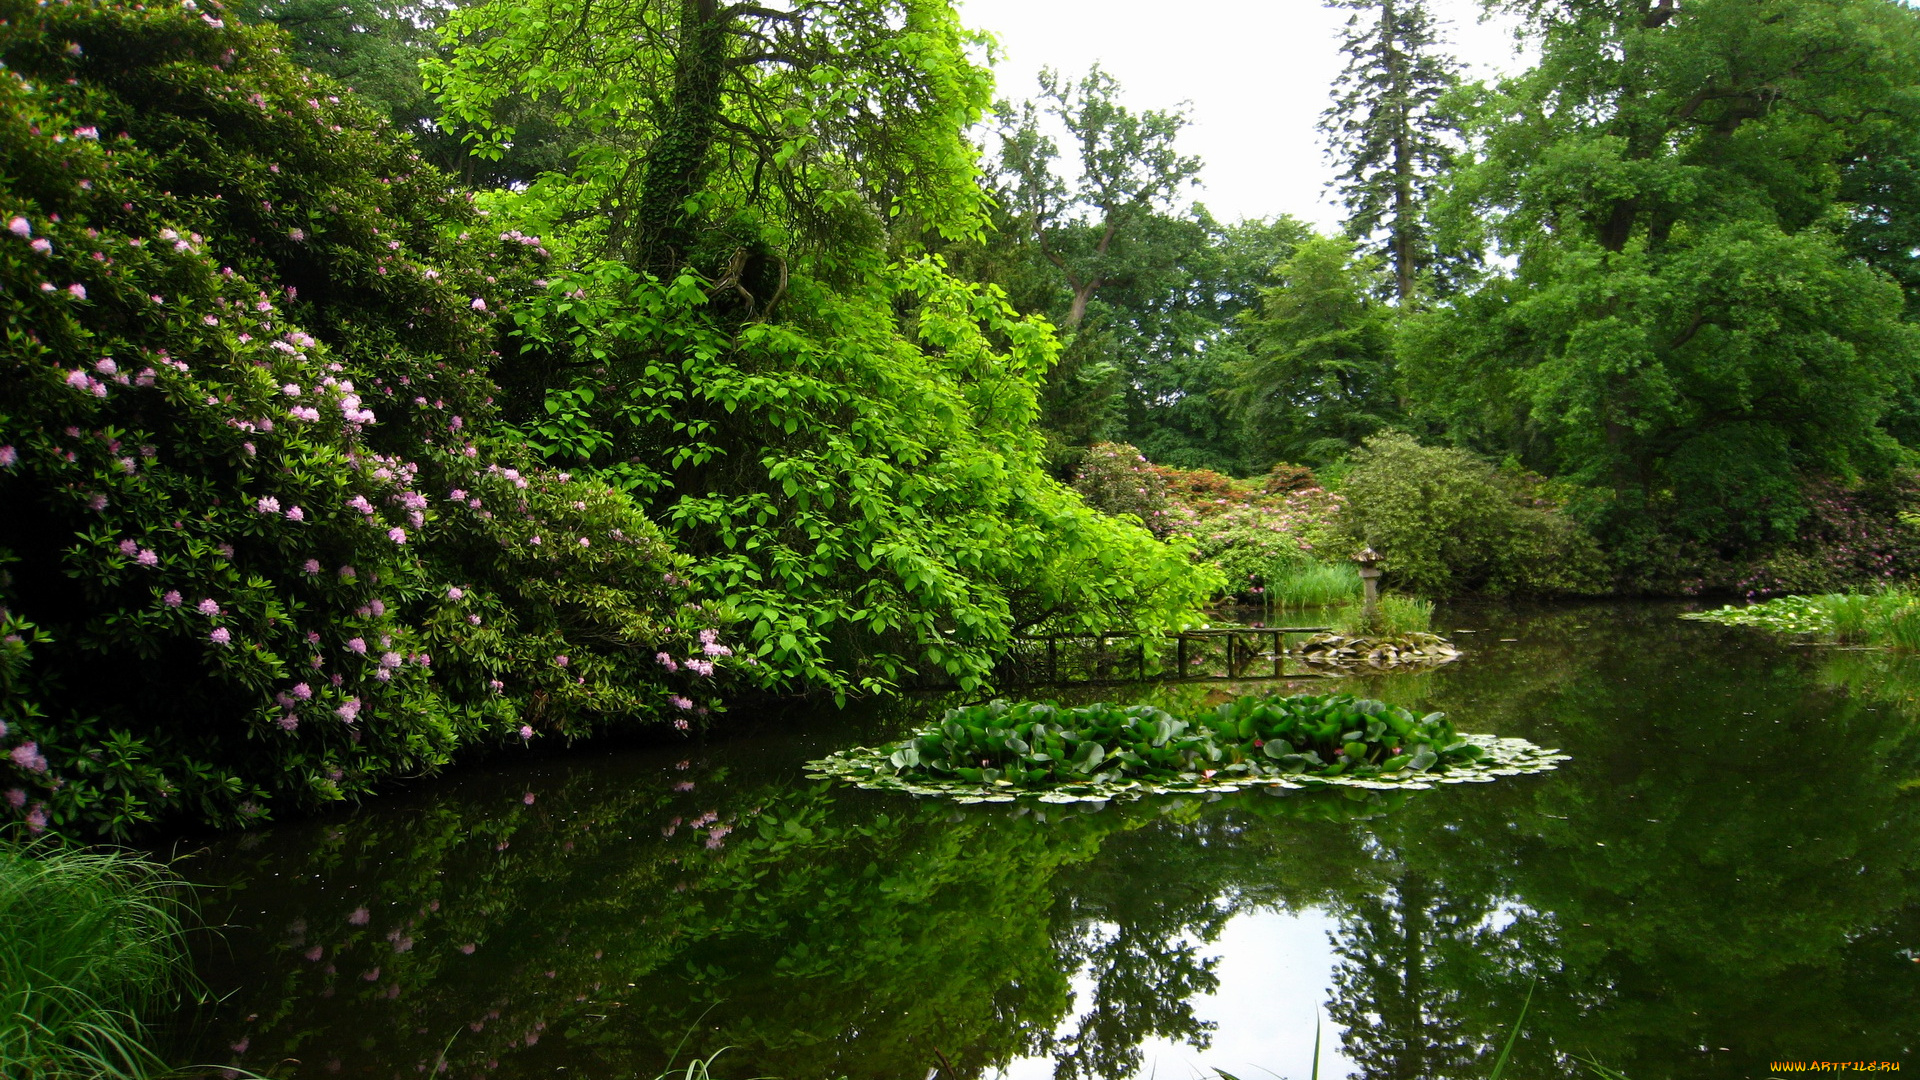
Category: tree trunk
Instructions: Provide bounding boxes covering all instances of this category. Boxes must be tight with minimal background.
[630,0,727,273]
[1385,0,1417,301]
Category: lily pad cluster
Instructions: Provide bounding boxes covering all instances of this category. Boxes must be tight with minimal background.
[1294,632,1461,670]
[807,693,1569,803]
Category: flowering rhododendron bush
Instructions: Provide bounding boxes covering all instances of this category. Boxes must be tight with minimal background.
[0,0,734,837]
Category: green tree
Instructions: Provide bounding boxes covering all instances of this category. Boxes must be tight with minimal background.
[986,66,1207,453]
[234,0,582,185]
[1227,234,1399,467]
[1321,0,1462,301]
[1403,0,1920,556]
[428,0,1218,696]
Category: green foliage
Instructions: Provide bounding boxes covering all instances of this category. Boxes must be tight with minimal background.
[1070,442,1172,536]
[426,0,1219,697]
[1333,593,1434,637]
[0,0,733,835]
[235,0,582,186]
[1321,0,1463,299]
[0,842,190,1080]
[1227,234,1401,469]
[1405,0,1920,555]
[864,693,1502,791]
[980,69,1299,470]
[1271,563,1364,608]
[1339,434,1608,596]
[1685,587,1920,651]
[502,258,1217,697]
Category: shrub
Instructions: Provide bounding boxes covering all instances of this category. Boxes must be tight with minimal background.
[0,842,189,1080]
[0,0,735,836]
[1261,462,1318,495]
[1071,442,1173,535]
[1339,433,1607,596]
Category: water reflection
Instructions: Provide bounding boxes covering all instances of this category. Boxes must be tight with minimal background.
[179,603,1920,1079]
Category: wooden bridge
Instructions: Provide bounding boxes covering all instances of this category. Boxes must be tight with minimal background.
[995,625,1335,686]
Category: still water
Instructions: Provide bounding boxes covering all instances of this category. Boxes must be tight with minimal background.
[178,602,1920,1079]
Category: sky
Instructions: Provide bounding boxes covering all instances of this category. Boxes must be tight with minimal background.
[953,0,1537,230]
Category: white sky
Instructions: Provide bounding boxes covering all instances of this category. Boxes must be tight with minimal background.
[955,0,1536,230]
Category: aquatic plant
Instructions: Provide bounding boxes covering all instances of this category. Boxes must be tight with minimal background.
[0,842,191,1080]
[1271,563,1364,608]
[808,693,1568,802]
[1332,593,1433,636]
[1684,588,1920,651]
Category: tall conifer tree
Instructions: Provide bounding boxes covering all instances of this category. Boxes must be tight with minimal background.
[1319,0,1460,301]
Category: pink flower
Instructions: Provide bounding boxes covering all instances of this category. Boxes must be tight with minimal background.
[673,781,694,792]
[348,906,370,925]
[9,743,49,773]
[24,805,46,834]
[197,599,219,616]
[522,792,536,805]
[67,284,86,300]
[3,789,24,809]
[288,228,305,242]
[302,559,321,574]
[0,447,14,468]
[6,217,28,238]
[458,943,477,954]
[136,549,158,567]
[387,527,407,544]
[518,724,534,740]
[163,590,182,607]
[337,698,361,722]
[470,298,487,311]
[673,718,690,731]
[347,637,366,654]
[670,695,693,710]
[255,496,281,514]
[209,628,231,645]
[655,652,679,673]
[285,506,305,522]
[30,238,50,255]
[447,586,464,600]
[553,655,569,668]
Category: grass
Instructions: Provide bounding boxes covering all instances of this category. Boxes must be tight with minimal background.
[1267,563,1362,608]
[0,841,193,1080]
[1685,586,1920,651]
[1333,593,1435,637]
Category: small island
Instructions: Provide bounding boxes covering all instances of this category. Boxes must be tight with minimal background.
[809,692,1568,803]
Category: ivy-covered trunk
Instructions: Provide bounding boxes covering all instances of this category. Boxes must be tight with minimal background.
[629,0,728,273]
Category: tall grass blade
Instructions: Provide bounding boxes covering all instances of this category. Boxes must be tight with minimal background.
[1487,980,1534,1080]
[0,840,194,1080]
[1310,1008,1321,1080]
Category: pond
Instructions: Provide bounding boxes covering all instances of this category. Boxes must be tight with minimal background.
[174,602,1920,1079]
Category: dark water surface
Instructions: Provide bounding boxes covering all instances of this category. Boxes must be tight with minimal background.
[177,602,1920,1079]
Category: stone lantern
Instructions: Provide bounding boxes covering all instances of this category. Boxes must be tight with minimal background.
[1352,547,1383,633]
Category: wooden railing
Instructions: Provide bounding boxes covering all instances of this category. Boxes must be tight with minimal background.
[995,625,1333,686]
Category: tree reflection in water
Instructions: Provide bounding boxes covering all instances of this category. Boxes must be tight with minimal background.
[181,603,1920,1080]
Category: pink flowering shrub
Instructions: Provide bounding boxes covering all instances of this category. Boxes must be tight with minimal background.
[0,0,736,837]
[1071,443,1174,537]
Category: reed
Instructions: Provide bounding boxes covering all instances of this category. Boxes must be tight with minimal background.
[0,841,192,1080]
[1333,593,1435,637]
[1268,563,1363,609]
